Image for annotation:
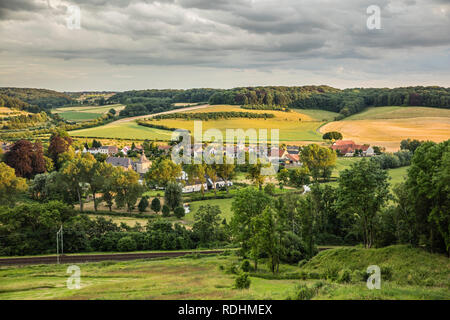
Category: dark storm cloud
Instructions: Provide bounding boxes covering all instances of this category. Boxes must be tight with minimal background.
[0,0,449,89]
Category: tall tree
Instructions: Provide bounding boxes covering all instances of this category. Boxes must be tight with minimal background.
[61,153,95,212]
[145,158,182,188]
[4,140,45,178]
[48,129,73,170]
[164,182,183,211]
[114,169,143,213]
[299,144,336,182]
[337,159,390,248]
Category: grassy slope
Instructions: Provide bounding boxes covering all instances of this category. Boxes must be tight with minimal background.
[0,245,448,300]
[70,121,174,140]
[184,198,234,225]
[53,104,125,122]
[346,106,450,120]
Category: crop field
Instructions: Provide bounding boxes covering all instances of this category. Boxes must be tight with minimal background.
[0,245,448,300]
[0,107,29,118]
[70,121,174,140]
[321,107,450,152]
[143,105,326,143]
[53,104,125,122]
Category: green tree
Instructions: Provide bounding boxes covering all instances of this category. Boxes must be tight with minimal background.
[114,169,143,213]
[61,153,95,212]
[289,167,310,188]
[145,158,182,188]
[299,144,336,182]
[151,197,161,214]
[164,182,183,211]
[174,206,185,219]
[277,168,289,189]
[322,131,343,140]
[231,188,272,269]
[193,205,222,244]
[162,204,170,217]
[337,159,390,248]
[0,162,28,206]
[138,196,149,213]
[405,140,450,255]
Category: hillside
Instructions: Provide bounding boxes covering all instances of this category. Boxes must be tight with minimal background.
[320,106,450,151]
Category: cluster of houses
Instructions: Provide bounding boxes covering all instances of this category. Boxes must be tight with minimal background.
[82,145,152,175]
[330,140,375,157]
[178,170,233,193]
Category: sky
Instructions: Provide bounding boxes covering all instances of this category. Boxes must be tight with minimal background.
[0,0,449,92]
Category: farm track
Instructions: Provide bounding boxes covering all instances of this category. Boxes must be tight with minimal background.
[0,250,224,266]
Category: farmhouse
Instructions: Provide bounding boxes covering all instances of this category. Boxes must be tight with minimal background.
[331,140,375,157]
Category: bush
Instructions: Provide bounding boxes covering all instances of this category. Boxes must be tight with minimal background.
[338,269,352,283]
[297,259,307,268]
[117,236,137,252]
[293,284,316,300]
[138,196,149,213]
[174,206,185,219]
[241,260,252,272]
[324,266,340,281]
[380,265,393,281]
[151,197,161,213]
[264,183,276,196]
[162,205,170,217]
[234,273,251,289]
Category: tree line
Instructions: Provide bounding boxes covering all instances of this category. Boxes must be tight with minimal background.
[152,111,275,121]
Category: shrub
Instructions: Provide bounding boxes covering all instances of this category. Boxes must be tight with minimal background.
[324,266,340,281]
[117,236,137,252]
[380,265,393,281]
[293,284,316,300]
[241,260,252,272]
[297,259,307,268]
[150,197,161,213]
[264,183,276,196]
[162,205,170,217]
[338,269,352,283]
[234,273,251,289]
[174,206,185,219]
[138,196,149,213]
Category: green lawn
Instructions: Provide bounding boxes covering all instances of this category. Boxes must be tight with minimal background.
[53,104,125,123]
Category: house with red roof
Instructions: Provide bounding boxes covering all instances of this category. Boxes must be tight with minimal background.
[331,140,375,157]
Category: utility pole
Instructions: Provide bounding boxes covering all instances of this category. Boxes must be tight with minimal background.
[56,226,63,264]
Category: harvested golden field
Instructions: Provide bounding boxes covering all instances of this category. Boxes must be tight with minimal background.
[144,105,326,143]
[321,117,450,151]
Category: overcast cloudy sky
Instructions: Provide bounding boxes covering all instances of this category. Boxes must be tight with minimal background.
[0,0,449,91]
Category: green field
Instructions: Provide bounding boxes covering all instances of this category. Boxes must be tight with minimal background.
[53,104,125,122]
[70,121,174,140]
[345,106,450,121]
[0,245,447,300]
[292,109,340,121]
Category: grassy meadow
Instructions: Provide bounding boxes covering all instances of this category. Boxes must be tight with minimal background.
[70,120,174,140]
[0,245,448,300]
[53,104,125,122]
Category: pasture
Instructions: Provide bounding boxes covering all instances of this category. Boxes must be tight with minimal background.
[70,121,174,140]
[53,104,125,122]
[321,107,450,152]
